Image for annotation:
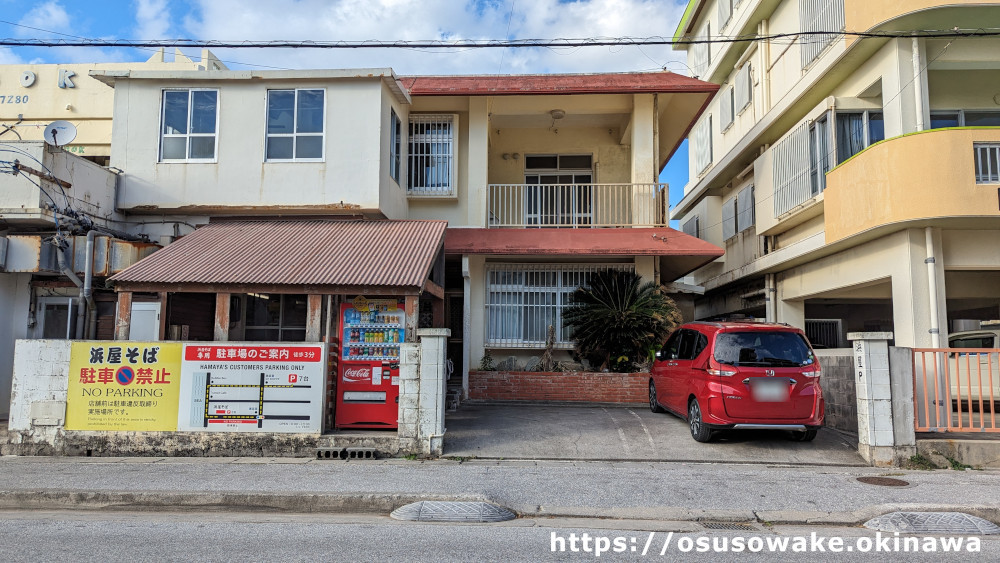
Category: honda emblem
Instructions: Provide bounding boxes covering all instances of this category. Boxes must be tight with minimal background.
[765,369,775,376]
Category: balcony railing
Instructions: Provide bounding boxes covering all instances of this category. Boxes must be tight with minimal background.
[487,183,669,228]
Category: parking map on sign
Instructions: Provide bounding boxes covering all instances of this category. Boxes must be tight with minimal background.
[178,344,325,433]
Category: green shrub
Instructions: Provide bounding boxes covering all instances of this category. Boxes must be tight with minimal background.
[563,269,682,372]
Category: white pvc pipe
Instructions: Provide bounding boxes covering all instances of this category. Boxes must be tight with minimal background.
[925,227,940,348]
[913,37,925,132]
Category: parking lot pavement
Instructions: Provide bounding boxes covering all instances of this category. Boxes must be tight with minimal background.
[444,404,866,466]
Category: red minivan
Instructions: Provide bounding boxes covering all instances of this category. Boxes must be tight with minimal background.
[649,321,824,442]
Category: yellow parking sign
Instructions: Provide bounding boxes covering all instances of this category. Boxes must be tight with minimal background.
[65,342,182,431]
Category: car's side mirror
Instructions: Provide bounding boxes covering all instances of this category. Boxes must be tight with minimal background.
[654,350,664,361]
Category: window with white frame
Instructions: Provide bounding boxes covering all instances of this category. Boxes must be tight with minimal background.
[718,0,733,28]
[160,89,218,161]
[835,110,884,164]
[693,115,713,174]
[723,184,756,241]
[408,114,457,195]
[722,196,737,240]
[523,154,594,227]
[799,0,845,68]
[690,23,711,78]
[390,108,402,184]
[485,264,633,348]
[34,296,80,339]
[809,114,831,196]
[682,215,701,239]
[974,143,1000,184]
[737,184,755,232]
[721,86,735,131]
[265,89,325,161]
[734,63,752,113]
[931,110,1000,129]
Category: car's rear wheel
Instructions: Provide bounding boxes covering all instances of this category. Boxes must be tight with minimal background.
[688,398,713,442]
[790,427,818,442]
[649,381,664,413]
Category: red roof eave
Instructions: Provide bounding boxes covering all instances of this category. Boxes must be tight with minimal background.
[401,72,719,96]
[444,227,723,257]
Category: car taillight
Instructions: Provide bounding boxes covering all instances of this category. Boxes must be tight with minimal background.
[802,366,822,378]
[707,368,737,377]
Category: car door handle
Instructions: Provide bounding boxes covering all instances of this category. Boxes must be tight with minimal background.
[668,362,678,366]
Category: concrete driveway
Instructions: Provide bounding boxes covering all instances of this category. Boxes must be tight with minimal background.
[444,404,866,466]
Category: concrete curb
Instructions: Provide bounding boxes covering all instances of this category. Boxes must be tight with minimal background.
[0,490,486,514]
[1,490,997,527]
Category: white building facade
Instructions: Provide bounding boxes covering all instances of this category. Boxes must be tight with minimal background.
[672,0,1000,348]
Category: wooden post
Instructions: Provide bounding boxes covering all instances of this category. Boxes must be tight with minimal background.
[214,293,231,341]
[405,294,419,343]
[306,294,323,342]
[432,296,445,328]
[114,291,133,340]
[158,292,169,341]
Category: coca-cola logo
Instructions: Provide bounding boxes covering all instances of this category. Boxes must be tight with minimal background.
[343,367,370,382]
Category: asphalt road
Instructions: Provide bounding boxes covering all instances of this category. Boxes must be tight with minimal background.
[0,510,995,562]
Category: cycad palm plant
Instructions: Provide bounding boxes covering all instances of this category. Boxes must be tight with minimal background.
[563,269,681,371]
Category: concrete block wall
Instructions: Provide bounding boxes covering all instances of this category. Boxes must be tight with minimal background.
[815,350,857,434]
[468,371,649,404]
[9,340,72,434]
[8,334,450,458]
[397,329,449,456]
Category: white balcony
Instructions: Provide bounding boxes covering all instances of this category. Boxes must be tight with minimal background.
[487,183,669,228]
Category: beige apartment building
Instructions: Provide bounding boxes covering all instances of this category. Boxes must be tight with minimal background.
[671,0,1000,348]
[0,49,225,163]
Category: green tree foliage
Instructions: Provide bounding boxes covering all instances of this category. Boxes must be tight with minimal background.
[564,269,682,372]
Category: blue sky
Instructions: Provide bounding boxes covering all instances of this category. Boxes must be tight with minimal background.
[1,0,692,214]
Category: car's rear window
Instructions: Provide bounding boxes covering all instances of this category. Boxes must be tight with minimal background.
[714,331,815,367]
[950,335,995,349]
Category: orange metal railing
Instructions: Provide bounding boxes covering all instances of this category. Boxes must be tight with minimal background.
[913,348,999,432]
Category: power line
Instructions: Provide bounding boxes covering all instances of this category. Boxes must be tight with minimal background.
[0,18,293,70]
[1,28,998,50]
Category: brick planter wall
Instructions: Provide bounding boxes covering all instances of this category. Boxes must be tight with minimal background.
[468,370,649,404]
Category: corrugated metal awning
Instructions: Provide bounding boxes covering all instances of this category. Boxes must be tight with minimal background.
[110,220,447,294]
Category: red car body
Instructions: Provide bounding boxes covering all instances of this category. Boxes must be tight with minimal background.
[649,321,825,442]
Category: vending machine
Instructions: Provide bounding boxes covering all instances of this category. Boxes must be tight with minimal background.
[334,298,406,429]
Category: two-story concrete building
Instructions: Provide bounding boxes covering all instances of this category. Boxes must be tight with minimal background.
[671,0,1000,349]
[85,67,722,406]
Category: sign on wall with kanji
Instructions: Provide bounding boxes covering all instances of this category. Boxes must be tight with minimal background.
[177,344,325,433]
[65,342,182,431]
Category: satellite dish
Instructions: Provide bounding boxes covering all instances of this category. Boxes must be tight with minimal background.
[44,120,78,147]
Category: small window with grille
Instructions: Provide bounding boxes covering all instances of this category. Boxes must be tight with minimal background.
[408,114,458,196]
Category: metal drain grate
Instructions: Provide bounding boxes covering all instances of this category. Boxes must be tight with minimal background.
[865,512,1000,535]
[857,476,909,487]
[391,501,516,523]
[316,447,378,460]
[701,522,759,531]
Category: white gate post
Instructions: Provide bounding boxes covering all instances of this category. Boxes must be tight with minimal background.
[850,332,898,466]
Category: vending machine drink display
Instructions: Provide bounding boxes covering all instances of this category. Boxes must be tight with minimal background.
[335,298,405,429]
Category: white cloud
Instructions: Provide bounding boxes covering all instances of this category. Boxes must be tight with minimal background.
[134,0,172,39]
[16,0,71,37]
[0,47,24,64]
[183,0,690,75]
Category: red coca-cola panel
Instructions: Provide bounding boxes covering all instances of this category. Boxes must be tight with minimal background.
[335,300,405,429]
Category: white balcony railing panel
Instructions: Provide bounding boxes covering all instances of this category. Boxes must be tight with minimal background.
[487,183,669,228]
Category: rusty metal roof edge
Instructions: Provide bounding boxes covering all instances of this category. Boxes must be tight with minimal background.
[110,219,449,289]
